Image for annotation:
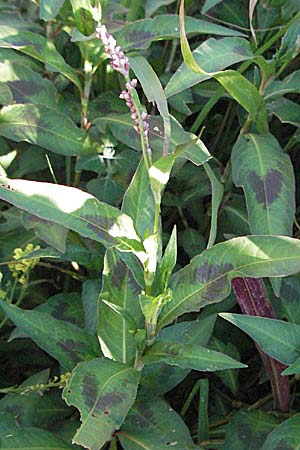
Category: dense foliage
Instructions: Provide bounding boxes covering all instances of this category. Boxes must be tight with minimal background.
[0,0,300,449]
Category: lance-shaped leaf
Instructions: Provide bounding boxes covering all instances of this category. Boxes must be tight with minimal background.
[122,159,156,240]
[142,341,246,371]
[40,0,65,20]
[203,163,224,248]
[231,133,295,236]
[220,313,300,366]
[267,97,300,127]
[0,301,101,371]
[114,14,245,51]
[118,396,197,449]
[0,426,75,449]
[0,177,144,253]
[263,70,300,101]
[63,358,140,450]
[158,236,300,328]
[98,248,143,365]
[0,60,57,107]
[177,0,268,132]
[0,28,81,91]
[0,104,99,156]
[129,56,170,156]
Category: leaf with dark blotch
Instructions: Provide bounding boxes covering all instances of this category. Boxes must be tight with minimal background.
[114,14,245,51]
[0,104,99,156]
[98,248,143,365]
[232,133,295,236]
[63,358,140,450]
[118,395,197,449]
[158,235,300,328]
[0,301,101,371]
[0,177,144,253]
[0,28,81,90]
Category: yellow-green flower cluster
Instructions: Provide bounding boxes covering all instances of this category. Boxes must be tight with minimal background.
[8,243,41,285]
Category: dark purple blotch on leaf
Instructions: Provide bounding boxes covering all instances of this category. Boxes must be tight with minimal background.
[193,262,234,300]
[7,80,43,102]
[82,373,98,410]
[248,169,282,208]
[127,31,156,48]
[57,339,87,364]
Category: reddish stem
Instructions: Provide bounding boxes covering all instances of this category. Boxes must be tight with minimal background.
[231,277,290,412]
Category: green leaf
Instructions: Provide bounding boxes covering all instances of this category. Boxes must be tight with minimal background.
[122,159,156,240]
[0,177,144,253]
[70,0,95,36]
[263,70,300,101]
[118,396,197,449]
[165,37,253,98]
[63,358,140,450]
[180,228,206,258]
[82,279,101,335]
[142,340,246,371]
[114,14,246,51]
[0,300,101,371]
[0,60,57,107]
[282,356,300,375]
[141,315,216,393]
[0,370,50,426]
[0,426,75,449]
[98,248,143,365]
[209,337,240,395]
[232,133,295,236]
[0,28,81,91]
[203,163,224,248]
[129,56,170,156]
[262,413,300,449]
[158,235,300,328]
[202,0,224,14]
[22,213,68,253]
[40,0,65,20]
[157,225,177,292]
[0,104,99,156]
[220,313,300,366]
[223,410,280,450]
[267,97,300,127]
[145,0,176,17]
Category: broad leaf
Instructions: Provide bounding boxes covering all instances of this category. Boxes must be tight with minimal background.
[142,341,246,371]
[40,0,65,20]
[0,60,57,107]
[222,410,280,450]
[158,235,300,328]
[0,104,99,156]
[0,301,101,371]
[115,14,246,51]
[118,396,197,449]
[220,313,300,366]
[63,358,140,450]
[232,133,295,236]
[165,37,253,98]
[267,97,300,127]
[22,213,68,253]
[0,28,81,91]
[0,177,144,253]
[263,70,300,101]
[0,426,74,449]
[98,248,143,365]
[262,413,300,449]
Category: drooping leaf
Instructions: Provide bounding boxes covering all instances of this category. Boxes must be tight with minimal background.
[63,358,140,450]
[0,177,144,253]
[267,97,300,127]
[222,410,280,450]
[232,133,295,236]
[165,37,253,98]
[98,248,143,365]
[263,70,300,101]
[0,426,75,449]
[129,56,170,155]
[114,14,246,51]
[122,159,156,240]
[141,315,216,393]
[0,60,57,107]
[0,104,99,156]
[118,396,197,449]
[220,313,300,366]
[203,163,224,248]
[261,414,300,449]
[142,340,246,371]
[145,0,177,17]
[0,301,101,371]
[22,213,68,253]
[40,0,66,20]
[0,28,81,91]
[158,235,300,328]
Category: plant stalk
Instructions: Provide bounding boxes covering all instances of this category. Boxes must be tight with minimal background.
[231,277,290,412]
